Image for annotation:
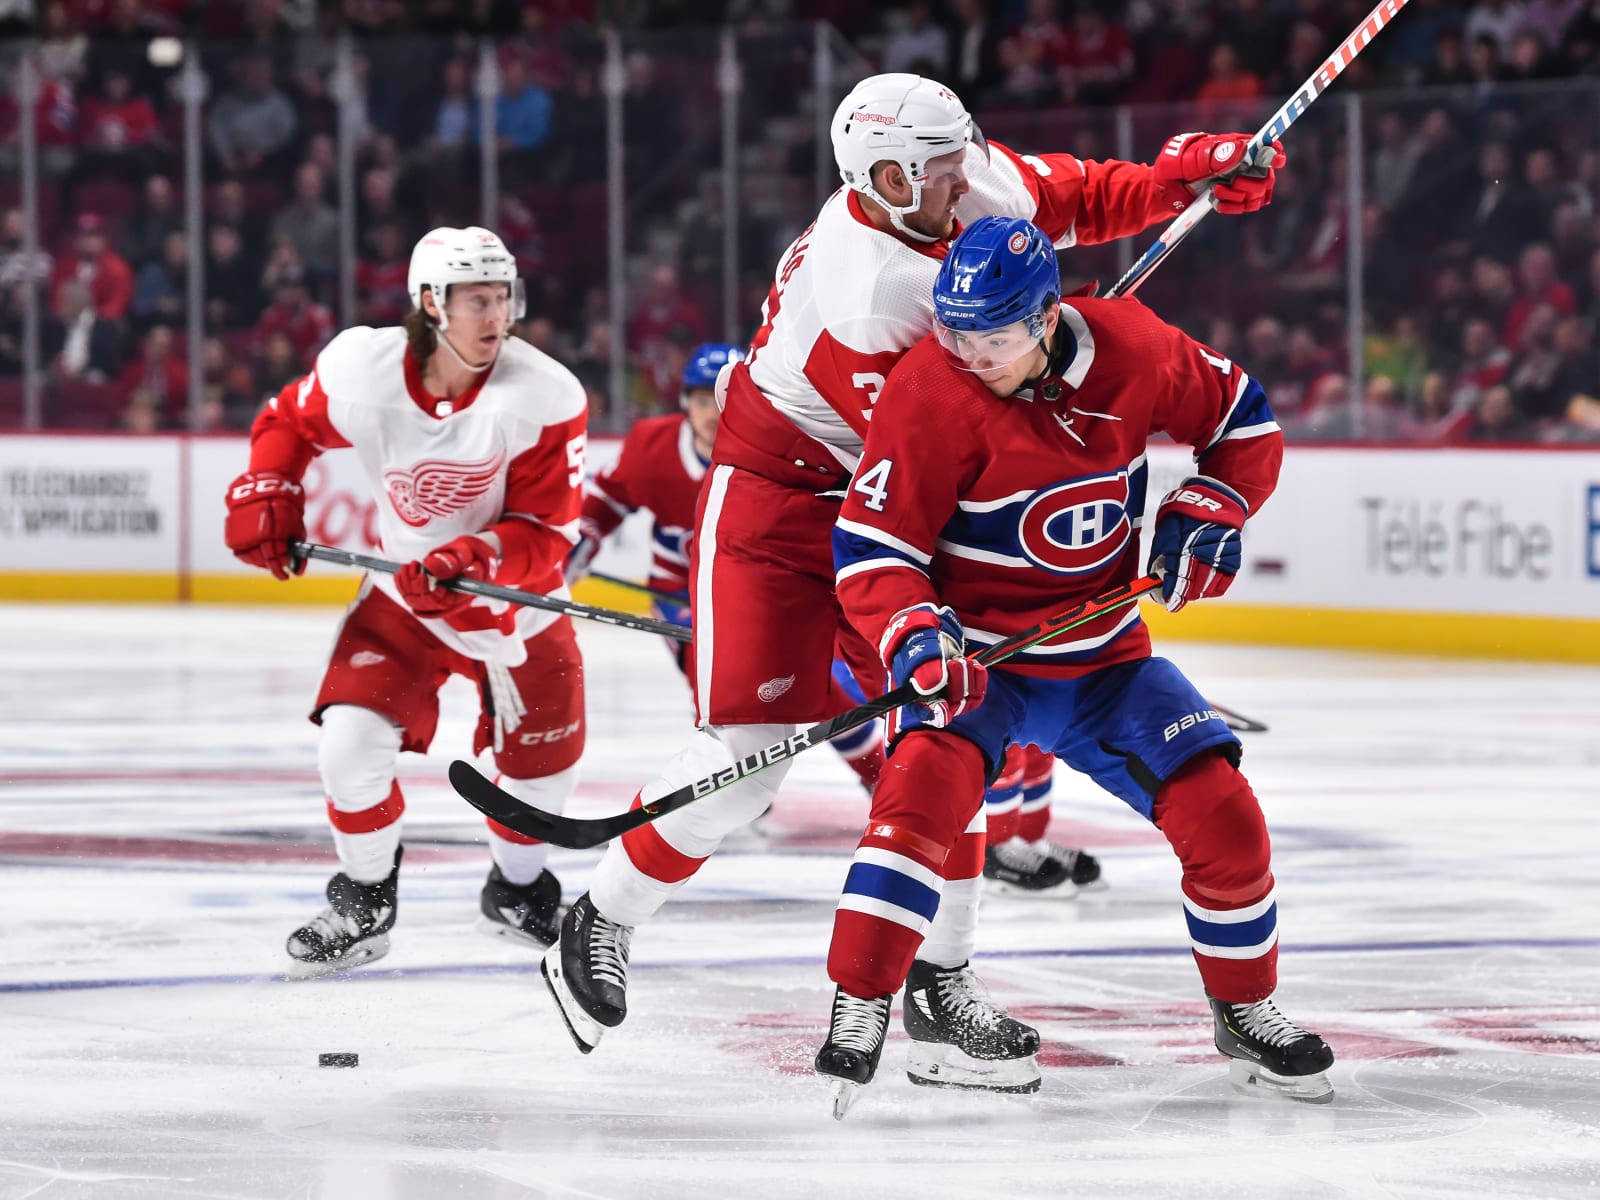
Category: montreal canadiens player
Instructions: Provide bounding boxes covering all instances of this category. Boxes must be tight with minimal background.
[817,214,1334,1114]
[566,342,886,792]
[543,73,1284,1085]
[222,226,589,977]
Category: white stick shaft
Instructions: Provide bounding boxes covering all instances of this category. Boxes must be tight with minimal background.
[1105,0,1412,300]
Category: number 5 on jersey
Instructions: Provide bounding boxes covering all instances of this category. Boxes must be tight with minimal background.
[853,458,894,512]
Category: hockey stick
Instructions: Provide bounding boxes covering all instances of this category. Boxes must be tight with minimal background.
[1104,0,1410,300]
[587,571,689,606]
[1215,703,1269,735]
[288,540,693,642]
[448,571,1165,849]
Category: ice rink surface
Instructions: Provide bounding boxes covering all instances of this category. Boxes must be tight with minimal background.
[1,603,1597,1200]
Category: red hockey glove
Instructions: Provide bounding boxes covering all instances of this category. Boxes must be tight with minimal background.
[1152,132,1286,216]
[224,471,306,580]
[395,534,497,622]
[881,603,988,729]
[1148,476,1248,613]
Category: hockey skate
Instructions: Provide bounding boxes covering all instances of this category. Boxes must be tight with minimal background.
[542,892,631,1054]
[983,837,1103,895]
[285,848,401,980]
[814,986,892,1120]
[476,865,562,948]
[1209,994,1336,1103]
[902,959,1041,1093]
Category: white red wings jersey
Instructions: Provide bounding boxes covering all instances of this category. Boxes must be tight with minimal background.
[246,325,588,664]
[833,298,1283,678]
[582,412,704,596]
[733,140,1173,473]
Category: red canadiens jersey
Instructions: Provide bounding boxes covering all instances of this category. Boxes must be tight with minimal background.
[723,140,1175,476]
[832,299,1283,677]
[582,413,705,596]
[245,326,588,665]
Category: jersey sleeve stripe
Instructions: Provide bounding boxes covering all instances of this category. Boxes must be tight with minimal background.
[836,557,929,584]
[834,517,934,565]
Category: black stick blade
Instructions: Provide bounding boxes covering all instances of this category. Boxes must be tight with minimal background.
[447,760,643,850]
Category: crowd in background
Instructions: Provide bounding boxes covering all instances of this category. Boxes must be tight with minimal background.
[1,0,1598,443]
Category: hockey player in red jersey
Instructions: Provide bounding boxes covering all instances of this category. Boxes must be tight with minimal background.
[223,226,589,977]
[566,342,886,792]
[817,215,1333,1114]
[544,73,1286,1083]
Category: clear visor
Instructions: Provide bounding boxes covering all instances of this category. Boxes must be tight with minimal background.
[444,279,527,322]
[935,317,1043,373]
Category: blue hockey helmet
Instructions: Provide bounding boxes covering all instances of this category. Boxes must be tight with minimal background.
[681,342,742,398]
[932,216,1059,372]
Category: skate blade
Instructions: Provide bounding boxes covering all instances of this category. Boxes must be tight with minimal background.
[905,1042,1042,1094]
[1228,1057,1334,1104]
[474,914,557,949]
[284,932,390,981]
[829,1078,863,1120]
[541,946,604,1055]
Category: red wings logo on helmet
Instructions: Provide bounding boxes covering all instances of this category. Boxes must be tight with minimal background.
[383,450,506,527]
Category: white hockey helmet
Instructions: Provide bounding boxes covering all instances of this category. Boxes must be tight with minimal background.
[830,73,987,226]
[407,226,526,331]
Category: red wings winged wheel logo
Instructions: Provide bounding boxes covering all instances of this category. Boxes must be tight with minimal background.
[383,450,506,527]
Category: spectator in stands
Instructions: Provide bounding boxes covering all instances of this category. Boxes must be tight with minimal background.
[1470,255,1519,335]
[493,55,552,155]
[570,317,613,401]
[126,174,181,268]
[1466,383,1535,440]
[1194,42,1264,114]
[627,263,708,357]
[204,224,261,331]
[76,68,161,167]
[1505,29,1560,80]
[120,384,161,433]
[115,323,186,423]
[883,2,950,75]
[1452,316,1513,408]
[1370,111,1424,215]
[1059,3,1133,106]
[131,229,187,332]
[1467,33,1507,86]
[1566,2,1600,70]
[49,213,133,323]
[1519,0,1582,51]
[37,2,88,89]
[1510,309,1595,423]
[1465,0,1529,56]
[44,277,122,383]
[1459,142,1544,262]
[945,0,1001,101]
[254,329,301,397]
[355,222,410,325]
[996,0,1069,107]
[1410,369,1474,442]
[357,166,401,259]
[1422,26,1475,86]
[1505,243,1579,347]
[1423,266,1476,363]
[211,178,266,263]
[253,261,335,369]
[0,208,52,291]
[1524,148,1586,229]
[207,53,298,176]
[429,56,476,158]
[270,162,339,286]
[1366,314,1429,402]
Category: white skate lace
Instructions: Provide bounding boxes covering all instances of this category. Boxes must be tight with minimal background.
[587,912,632,991]
[1039,841,1084,870]
[1230,998,1311,1048]
[992,837,1052,873]
[934,965,1006,1031]
[831,993,890,1054]
[298,906,364,947]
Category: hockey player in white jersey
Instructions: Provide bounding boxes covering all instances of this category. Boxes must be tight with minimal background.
[544,75,1285,1087]
[224,227,589,978]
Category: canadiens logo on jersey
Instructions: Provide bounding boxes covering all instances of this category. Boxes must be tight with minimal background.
[383,450,506,527]
[1017,471,1131,575]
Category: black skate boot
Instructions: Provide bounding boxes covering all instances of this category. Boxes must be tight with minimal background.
[541,892,631,1054]
[983,837,1103,894]
[814,986,892,1120]
[477,865,562,947]
[901,959,1041,1093]
[285,847,401,980]
[1209,994,1336,1103]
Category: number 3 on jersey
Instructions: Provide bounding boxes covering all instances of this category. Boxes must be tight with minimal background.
[852,458,894,512]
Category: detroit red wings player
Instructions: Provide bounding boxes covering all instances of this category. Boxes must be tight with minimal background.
[542,72,1285,1081]
[223,226,588,978]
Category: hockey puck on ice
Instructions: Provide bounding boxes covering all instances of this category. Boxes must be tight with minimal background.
[318,1052,359,1068]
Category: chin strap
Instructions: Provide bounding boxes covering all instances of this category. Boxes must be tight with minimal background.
[434,325,496,374]
[857,181,941,245]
